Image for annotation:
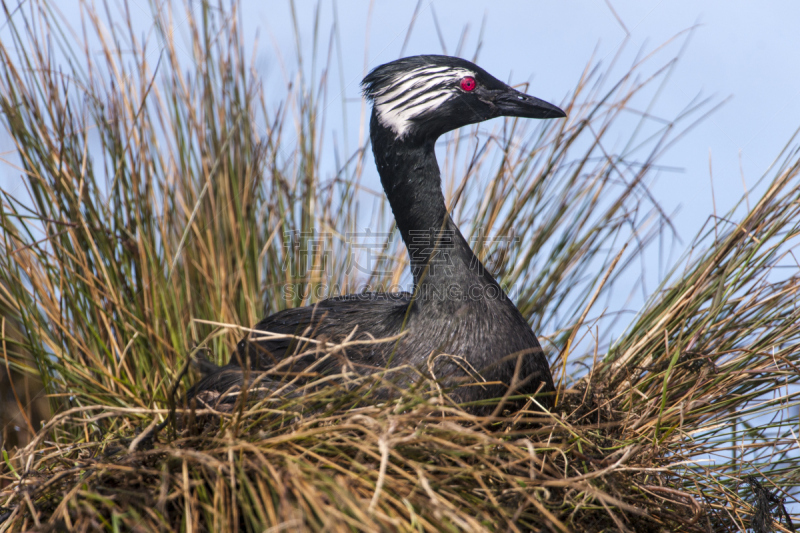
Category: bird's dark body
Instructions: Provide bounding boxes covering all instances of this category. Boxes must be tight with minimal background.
[188,55,563,410]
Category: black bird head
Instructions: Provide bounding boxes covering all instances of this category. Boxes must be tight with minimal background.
[362,55,565,141]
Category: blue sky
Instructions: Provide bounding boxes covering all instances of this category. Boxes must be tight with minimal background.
[1,0,798,326]
[236,1,800,339]
[3,1,798,246]
[254,0,800,245]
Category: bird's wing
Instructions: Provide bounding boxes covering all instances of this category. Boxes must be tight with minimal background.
[325,291,412,302]
[230,292,413,369]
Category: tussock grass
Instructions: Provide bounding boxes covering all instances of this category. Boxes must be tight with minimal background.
[0,1,798,531]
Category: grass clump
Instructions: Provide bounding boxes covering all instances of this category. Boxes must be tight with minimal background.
[1,1,798,531]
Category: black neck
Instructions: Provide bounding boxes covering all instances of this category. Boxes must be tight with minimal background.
[370,113,498,298]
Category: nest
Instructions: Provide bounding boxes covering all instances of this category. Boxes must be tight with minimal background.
[1,372,743,532]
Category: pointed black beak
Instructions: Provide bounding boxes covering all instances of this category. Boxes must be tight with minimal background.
[495,86,566,120]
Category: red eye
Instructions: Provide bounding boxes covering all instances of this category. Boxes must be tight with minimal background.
[460,76,476,92]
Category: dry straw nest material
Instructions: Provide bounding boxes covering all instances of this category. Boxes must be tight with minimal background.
[2,374,715,532]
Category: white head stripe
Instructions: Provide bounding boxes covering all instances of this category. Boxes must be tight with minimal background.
[372,66,475,138]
